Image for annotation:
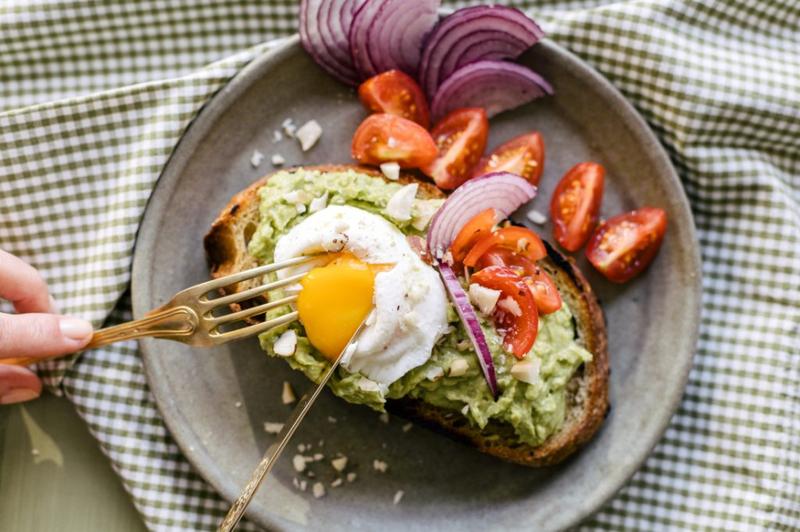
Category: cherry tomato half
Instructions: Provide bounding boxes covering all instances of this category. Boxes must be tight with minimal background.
[472,132,545,185]
[471,266,538,358]
[450,208,498,263]
[351,113,437,169]
[586,207,667,283]
[550,162,605,252]
[463,226,547,268]
[476,247,562,315]
[422,108,488,190]
[358,70,430,128]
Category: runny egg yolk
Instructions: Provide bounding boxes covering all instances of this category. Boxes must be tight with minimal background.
[296,254,388,361]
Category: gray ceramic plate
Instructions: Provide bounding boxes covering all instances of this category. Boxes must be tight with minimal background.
[134,36,700,531]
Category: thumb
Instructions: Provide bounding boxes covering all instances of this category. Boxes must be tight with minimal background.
[0,312,93,360]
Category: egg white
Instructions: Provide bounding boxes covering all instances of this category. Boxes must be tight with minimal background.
[273,205,449,387]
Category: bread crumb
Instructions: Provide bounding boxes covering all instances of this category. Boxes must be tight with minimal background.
[272,130,283,143]
[346,472,357,482]
[263,422,283,434]
[373,459,388,473]
[250,150,264,167]
[293,455,306,472]
[379,412,389,424]
[282,118,296,137]
[526,209,547,225]
[312,482,326,498]
[292,477,307,491]
[331,456,348,472]
[313,453,324,461]
[393,490,404,505]
[282,381,296,404]
[402,423,412,433]
[234,401,242,408]
[296,120,322,151]
[298,443,306,453]
[331,478,343,488]
[271,153,285,166]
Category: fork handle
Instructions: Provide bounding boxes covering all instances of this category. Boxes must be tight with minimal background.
[4,305,198,367]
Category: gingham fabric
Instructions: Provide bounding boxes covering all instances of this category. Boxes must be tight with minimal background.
[1,0,798,530]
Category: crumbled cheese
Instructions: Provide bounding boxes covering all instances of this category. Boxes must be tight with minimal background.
[308,192,328,213]
[328,416,337,424]
[298,443,306,453]
[379,412,389,424]
[331,456,348,472]
[271,153,285,166]
[318,439,324,447]
[250,149,264,167]
[379,161,400,180]
[448,358,469,377]
[283,190,311,204]
[313,453,324,461]
[425,366,445,381]
[296,120,322,151]
[373,459,388,473]
[411,200,442,231]
[461,405,469,416]
[402,422,412,433]
[526,209,547,225]
[273,330,297,357]
[384,183,418,221]
[282,381,297,404]
[264,422,283,434]
[234,401,242,408]
[346,472,357,483]
[393,490,405,505]
[331,478,343,488]
[510,358,541,384]
[300,480,308,491]
[272,130,283,143]
[31,448,40,457]
[306,471,316,478]
[282,118,296,137]
[296,203,306,214]
[293,455,307,472]
[468,284,501,315]
[312,482,326,498]
[497,296,522,317]
[358,378,381,393]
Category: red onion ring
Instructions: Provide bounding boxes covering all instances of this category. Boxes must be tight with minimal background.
[300,0,362,85]
[420,5,544,98]
[438,262,499,399]
[427,172,537,259]
[431,60,553,120]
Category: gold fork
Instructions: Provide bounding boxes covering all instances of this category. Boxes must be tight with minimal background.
[8,255,321,366]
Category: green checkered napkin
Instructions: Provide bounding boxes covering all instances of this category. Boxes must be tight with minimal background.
[1,0,798,529]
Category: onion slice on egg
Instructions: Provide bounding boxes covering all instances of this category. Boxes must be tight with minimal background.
[427,172,537,398]
[431,60,553,120]
[438,262,498,399]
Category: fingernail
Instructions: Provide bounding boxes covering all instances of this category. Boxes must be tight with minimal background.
[58,317,93,340]
[1,387,40,405]
[48,295,60,313]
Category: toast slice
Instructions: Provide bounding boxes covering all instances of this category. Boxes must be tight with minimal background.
[205,164,609,467]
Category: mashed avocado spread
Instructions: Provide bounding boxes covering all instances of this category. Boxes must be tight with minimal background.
[249,168,592,447]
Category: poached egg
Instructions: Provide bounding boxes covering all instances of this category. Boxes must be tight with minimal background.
[274,205,448,388]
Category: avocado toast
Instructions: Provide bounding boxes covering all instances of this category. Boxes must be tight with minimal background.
[204,164,609,467]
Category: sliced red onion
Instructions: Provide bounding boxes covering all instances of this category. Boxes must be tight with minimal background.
[438,262,498,399]
[349,0,439,79]
[431,60,553,120]
[300,0,362,85]
[427,172,537,259]
[420,5,544,98]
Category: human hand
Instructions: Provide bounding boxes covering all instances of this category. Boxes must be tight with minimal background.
[0,249,93,404]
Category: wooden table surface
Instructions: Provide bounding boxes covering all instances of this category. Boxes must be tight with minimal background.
[0,392,146,532]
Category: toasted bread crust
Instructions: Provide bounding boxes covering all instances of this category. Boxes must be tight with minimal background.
[204,164,609,467]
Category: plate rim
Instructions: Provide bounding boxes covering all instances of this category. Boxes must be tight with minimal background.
[133,34,702,530]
